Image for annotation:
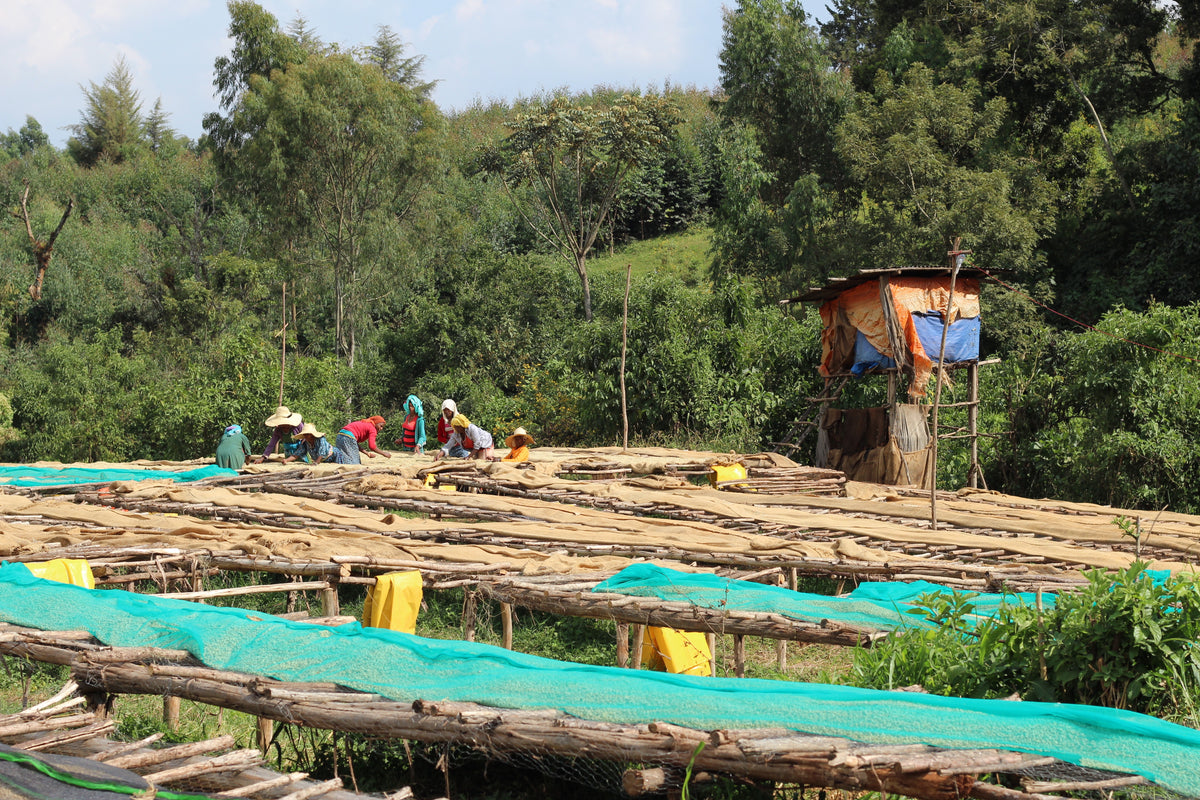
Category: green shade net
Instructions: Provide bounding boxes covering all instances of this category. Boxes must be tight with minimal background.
[593,563,1058,632]
[2,564,1198,796]
[0,465,235,487]
[0,743,222,799]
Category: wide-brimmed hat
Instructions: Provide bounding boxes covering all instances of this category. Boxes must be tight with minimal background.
[265,406,302,427]
[505,427,535,448]
[293,422,325,440]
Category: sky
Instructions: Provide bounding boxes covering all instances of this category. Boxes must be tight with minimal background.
[1,0,828,149]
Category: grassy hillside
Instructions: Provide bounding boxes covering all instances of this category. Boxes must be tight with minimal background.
[588,225,713,287]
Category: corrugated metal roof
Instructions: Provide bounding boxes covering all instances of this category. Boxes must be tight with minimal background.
[781,265,988,305]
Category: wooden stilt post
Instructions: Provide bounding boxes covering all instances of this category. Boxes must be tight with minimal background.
[931,238,970,531]
[501,602,513,650]
[163,696,180,732]
[256,717,273,753]
[463,592,478,643]
[775,573,787,671]
[631,624,646,669]
[706,633,717,677]
[734,635,746,678]
[968,361,980,488]
[616,622,629,668]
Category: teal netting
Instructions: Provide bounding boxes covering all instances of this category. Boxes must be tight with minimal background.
[0,465,235,487]
[2,563,1198,796]
[593,563,1057,631]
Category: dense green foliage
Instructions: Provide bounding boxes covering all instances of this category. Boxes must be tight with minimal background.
[853,564,1200,720]
[4,0,1200,514]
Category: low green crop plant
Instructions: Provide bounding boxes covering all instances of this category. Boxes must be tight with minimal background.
[852,564,1200,721]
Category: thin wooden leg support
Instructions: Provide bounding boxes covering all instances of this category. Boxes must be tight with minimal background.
[463,592,478,643]
[256,717,273,753]
[734,635,745,678]
[616,622,629,668]
[163,696,180,732]
[501,602,513,650]
[631,624,645,669]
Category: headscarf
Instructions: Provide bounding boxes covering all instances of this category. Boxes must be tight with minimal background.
[441,398,457,416]
[404,394,424,419]
[368,415,386,426]
[450,413,471,430]
[224,424,242,437]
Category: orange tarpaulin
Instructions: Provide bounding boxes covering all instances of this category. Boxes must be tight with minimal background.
[819,277,979,395]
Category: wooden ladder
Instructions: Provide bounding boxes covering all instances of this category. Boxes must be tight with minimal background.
[771,376,849,459]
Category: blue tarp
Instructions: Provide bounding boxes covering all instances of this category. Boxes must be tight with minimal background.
[849,314,980,376]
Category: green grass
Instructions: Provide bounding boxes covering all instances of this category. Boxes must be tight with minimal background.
[588,225,714,286]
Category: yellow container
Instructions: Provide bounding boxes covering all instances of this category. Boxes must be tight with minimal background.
[708,463,749,491]
[26,559,95,590]
[642,626,711,676]
[362,570,423,634]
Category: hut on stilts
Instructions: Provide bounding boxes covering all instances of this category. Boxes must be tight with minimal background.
[778,252,986,489]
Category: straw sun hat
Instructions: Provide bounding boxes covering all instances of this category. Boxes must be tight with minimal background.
[292,422,325,440]
[505,427,535,448]
[265,406,302,427]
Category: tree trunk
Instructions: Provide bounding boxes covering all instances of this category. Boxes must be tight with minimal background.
[577,253,593,322]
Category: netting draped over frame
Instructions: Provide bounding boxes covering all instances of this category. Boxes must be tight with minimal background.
[592,563,1064,631]
[1,564,1200,795]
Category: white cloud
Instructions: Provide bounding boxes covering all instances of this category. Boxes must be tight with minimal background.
[454,0,484,21]
[417,14,441,39]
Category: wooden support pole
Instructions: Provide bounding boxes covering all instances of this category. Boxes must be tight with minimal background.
[776,573,787,671]
[501,602,513,650]
[616,622,629,668]
[734,635,745,678]
[256,717,273,754]
[163,695,181,732]
[631,624,645,669]
[321,573,339,618]
[706,633,716,677]
[968,361,980,488]
[463,592,478,643]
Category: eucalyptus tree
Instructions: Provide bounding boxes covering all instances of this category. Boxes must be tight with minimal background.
[233,52,441,365]
[482,93,680,321]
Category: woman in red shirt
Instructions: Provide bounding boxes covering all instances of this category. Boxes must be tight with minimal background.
[333,416,391,464]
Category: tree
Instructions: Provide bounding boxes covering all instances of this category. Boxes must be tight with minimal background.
[1,117,49,160]
[713,0,852,293]
[203,1,305,157]
[234,52,441,365]
[834,66,1056,276]
[366,25,435,97]
[67,55,147,166]
[719,0,850,203]
[482,93,680,321]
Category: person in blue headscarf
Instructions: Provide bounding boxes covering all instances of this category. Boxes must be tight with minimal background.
[215,424,252,469]
[392,394,427,455]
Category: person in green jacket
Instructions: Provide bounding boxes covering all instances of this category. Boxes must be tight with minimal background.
[215,424,252,469]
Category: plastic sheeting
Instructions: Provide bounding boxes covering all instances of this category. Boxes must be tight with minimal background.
[2,564,1200,795]
[0,465,235,487]
[819,276,981,394]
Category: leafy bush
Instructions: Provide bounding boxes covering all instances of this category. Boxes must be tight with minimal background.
[852,564,1200,720]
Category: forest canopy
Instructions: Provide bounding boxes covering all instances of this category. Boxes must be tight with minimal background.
[4,0,1200,512]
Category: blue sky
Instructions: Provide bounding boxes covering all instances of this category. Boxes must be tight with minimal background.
[2,0,829,148]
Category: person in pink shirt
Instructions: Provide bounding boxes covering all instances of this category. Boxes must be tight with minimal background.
[333,416,391,464]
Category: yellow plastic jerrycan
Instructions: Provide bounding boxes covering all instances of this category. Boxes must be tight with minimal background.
[641,626,711,676]
[26,559,95,590]
[362,570,423,634]
[708,462,749,491]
